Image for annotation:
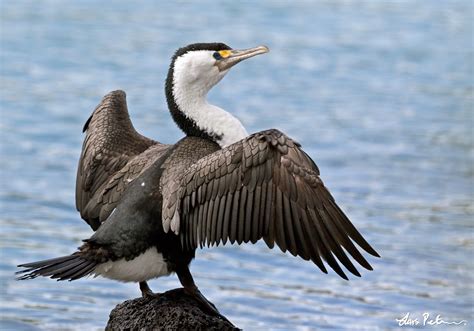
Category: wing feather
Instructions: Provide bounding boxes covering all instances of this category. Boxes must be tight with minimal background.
[238,186,248,244]
[250,185,261,244]
[221,193,232,246]
[263,181,276,249]
[257,182,267,236]
[166,129,379,279]
[230,190,240,244]
[200,199,209,248]
[282,193,297,256]
[206,199,215,247]
[275,187,287,253]
[76,90,168,230]
[215,195,226,246]
[244,188,254,243]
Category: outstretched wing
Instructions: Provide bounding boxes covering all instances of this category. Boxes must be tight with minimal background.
[163,129,379,280]
[76,90,168,230]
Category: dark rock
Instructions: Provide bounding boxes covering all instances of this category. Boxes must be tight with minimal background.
[105,288,238,330]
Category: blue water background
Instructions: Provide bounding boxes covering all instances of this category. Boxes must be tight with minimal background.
[1,1,472,330]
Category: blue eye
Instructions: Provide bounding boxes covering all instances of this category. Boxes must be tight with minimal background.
[213,52,222,60]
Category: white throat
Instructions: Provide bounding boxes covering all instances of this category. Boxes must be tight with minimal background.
[172,51,248,147]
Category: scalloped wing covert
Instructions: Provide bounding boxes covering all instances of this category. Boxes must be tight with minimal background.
[76,90,169,230]
[163,129,379,280]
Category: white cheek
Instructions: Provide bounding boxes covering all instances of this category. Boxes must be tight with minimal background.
[190,60,220,86]
[174,52,224,98]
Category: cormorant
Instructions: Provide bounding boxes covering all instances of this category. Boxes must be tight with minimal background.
[17,43,379,316]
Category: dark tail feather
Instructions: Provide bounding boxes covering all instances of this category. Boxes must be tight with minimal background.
[17,254,96,281]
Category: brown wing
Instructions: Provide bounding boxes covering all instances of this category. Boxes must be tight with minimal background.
[76,90,168,230]
[163,129,379,280]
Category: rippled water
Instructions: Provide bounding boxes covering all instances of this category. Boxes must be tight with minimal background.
[1,1,473,330]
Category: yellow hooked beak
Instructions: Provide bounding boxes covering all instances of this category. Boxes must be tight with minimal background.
[216,45,269,72]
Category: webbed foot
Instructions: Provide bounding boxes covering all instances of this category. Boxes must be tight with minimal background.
[139,281,162,298]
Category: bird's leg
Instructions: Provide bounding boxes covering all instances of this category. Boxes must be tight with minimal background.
[176,265,226,319]
[139,281,161,298]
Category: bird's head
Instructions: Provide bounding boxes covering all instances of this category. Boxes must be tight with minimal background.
[167,43,269,96]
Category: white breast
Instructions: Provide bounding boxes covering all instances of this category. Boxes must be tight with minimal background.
[93,247,171,282]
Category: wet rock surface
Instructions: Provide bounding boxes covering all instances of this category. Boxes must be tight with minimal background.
[106,288,238,330]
